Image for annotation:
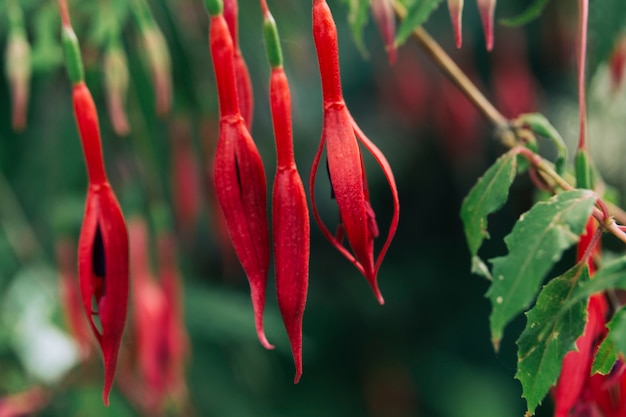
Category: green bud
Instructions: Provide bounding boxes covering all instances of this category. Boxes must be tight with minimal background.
[575,149,592,190]
[263,13,283,69]
[62,27,84,84]
[204,0,223,16]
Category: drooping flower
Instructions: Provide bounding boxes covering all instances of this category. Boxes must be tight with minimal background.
[205,0,272,349]
[446,0,463,48]
[371,0,397,63]
[476,0,496,51]
[4,3,31,132]
[59,6,130,403]
[311,0,399,304]
[262,4,310,382]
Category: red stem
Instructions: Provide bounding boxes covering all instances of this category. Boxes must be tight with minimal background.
[58,0,71,27]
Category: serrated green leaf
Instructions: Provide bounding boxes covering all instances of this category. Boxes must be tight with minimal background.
[593,306,626,376]
[592,330,618,375]
[516,264,589,415]
[472,256,493,280]
[488,190,596,347]
[572,256,626,303]
[500,0,551,27]
[461,149,519,258]
[589,0,626,82]
[340,0,370,57]
[517,113,567,176]
[395,0,444,46]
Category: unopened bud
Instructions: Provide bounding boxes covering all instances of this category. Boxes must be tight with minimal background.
[371,0,397,63]
[5,29,31,132]
[103,44,130,136]
[447,0,464,48]
[609,35,626,90]
[141,27,172,116]
[477,0,496,51]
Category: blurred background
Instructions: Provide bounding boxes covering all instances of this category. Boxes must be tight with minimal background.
[0,0,624,416]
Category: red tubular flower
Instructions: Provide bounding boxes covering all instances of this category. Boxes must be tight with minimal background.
[223,0,254,128]
[609,35,626,90]
[476,0,496,51]
[56,238,92,360]
[446,0,463,48]
[263,7,310,382]
[103,41,130,136]
[73,82,129,406]
[5,25,31,132]
[371,0,397,63]
[208,9,272,349]
[311,0,399,304]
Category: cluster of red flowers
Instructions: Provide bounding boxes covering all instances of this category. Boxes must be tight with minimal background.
[204,0,399,382]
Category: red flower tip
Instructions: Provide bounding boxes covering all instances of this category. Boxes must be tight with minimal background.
[371,0,397,63]
[447,0,464,48]
[78,183,129,406]
[609,35,626,90]
[477,0,496,51]
[210,12,272,349]
[311,0,399,304]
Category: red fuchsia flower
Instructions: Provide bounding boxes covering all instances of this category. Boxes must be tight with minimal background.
[56,238,92,360]
[609,35,626,90]
[491,33,538,118]
[128,218,169,412]
[476,0,496,50]
[4,5,31,133]
[0,387,49,417]
[223,0,254,128]
[446,0,464,48]
[74,81,129,406]
[552,219,626,417]
[170,118,202,238]
[311,0,399,304]
[156,233,190,400]
[370,0,397,63]
[103,39,130,136]
[205,0,273,349]
[261,4,310,382]
[59,3,130,403]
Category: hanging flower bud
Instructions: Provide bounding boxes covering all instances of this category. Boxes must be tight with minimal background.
[262,6,310,382]
[132,0,172,116]
[205,0,272,349]
[103,40,130,136]
[223,0,254,127]
[59,6,130,403]
[5,6,31,132]
[371,0,397,63]
[609,34,626,90]
[311,0,399,304]
[477,0,496,51]
[447,0,463,48]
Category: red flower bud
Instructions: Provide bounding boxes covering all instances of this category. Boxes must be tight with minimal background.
[5,28,31,132]
[209,13,272,349]
[609,35,626,90]
[446,0,464,48]
[263,7,310,381]
[371,0,397,63]
[476,0,496,51]
[73,83,129,406]
[103,42,130,136]
[311,0,399,304]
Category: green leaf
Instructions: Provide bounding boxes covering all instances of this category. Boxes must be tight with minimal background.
[500,0,551,27]
[461,149,519,259]
[516,264,589,415]
[572,256,626,303]
[340,0,370,57]
[517,113,567,176]
[395,0,444,47]
[588,0,626,82]
[488,190,596,348]
[593,306,626,375]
